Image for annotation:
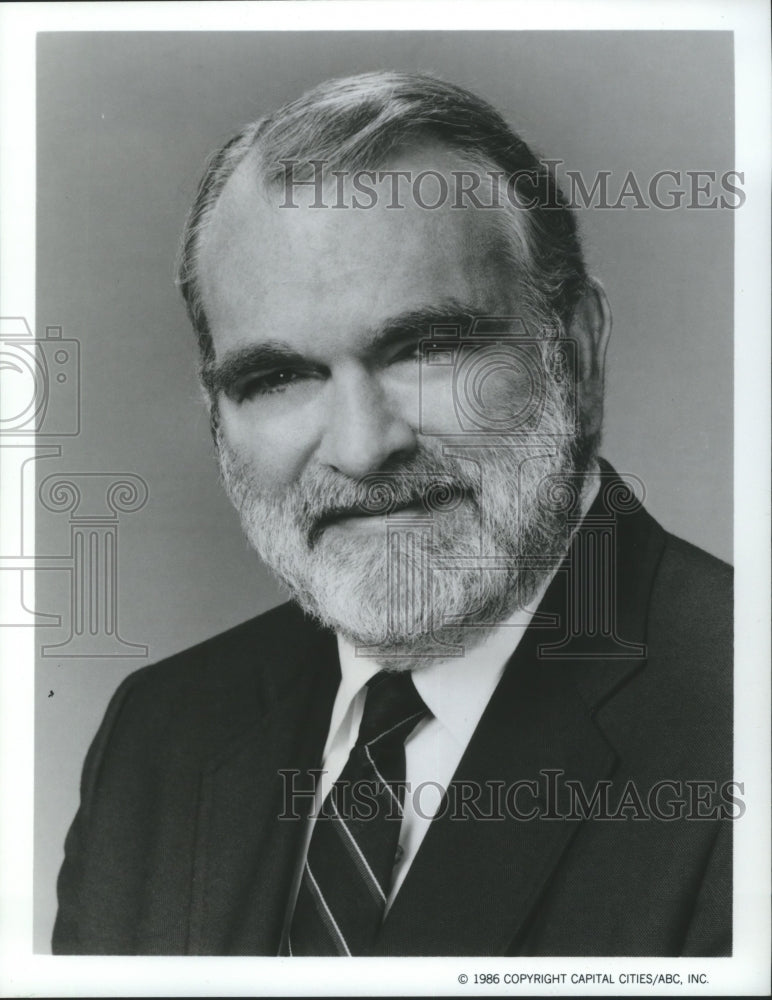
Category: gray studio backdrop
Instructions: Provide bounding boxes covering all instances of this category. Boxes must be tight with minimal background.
[34,31,733,950]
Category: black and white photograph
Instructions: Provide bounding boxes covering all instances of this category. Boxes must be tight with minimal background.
[0,1,769,996]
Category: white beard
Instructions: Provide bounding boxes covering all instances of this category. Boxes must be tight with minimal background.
[217,372,585,668]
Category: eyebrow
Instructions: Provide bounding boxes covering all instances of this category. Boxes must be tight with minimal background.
[201,298,482,398]
[201,343,309,397]
[364,299,479,348]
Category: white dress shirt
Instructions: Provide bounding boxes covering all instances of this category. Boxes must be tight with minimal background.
[282,469,599,941]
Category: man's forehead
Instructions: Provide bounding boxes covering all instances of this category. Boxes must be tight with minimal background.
[203,140,511,257]
[198,143,517,353]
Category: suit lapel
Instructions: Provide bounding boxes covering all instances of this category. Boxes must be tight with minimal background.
[378,471,665,955]
[188,620,340,955]
[376,608,617,954]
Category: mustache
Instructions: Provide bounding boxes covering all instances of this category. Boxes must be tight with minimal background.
[276,452,483,548]
[306,475,478,546]
[220,425,577,556]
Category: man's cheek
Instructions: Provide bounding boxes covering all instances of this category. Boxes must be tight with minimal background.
[218,408,314,490]
[416,366,462,435]
[417,353,540,438]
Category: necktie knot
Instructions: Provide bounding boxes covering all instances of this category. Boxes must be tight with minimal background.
[355,670,428,751]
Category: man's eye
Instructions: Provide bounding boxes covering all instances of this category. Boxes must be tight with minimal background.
[238,369,305,400]
[390,342,422,365]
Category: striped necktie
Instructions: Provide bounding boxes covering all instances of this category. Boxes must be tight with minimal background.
[288,669,429,956]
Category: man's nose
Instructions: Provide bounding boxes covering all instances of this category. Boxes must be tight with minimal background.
[316,368,417,478]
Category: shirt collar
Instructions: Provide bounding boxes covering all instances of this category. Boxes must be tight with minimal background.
[333,595,545,749]
[409,604,538,745]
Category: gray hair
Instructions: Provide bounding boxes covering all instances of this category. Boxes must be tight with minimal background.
[176,71,588,368]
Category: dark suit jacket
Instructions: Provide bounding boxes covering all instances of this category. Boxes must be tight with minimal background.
[53,468,733,956]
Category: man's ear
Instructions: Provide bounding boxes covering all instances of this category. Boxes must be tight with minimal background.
[567,277,612,441]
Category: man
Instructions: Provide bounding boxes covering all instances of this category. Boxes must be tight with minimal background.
[53,72,733,956]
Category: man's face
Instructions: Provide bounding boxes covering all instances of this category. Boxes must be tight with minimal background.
[199,145,581,661]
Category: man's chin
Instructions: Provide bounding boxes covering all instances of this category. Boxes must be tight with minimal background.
[317,604,514,671]
[276,553,532,668]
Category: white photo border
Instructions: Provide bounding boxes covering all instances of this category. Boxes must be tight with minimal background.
[0,1,769,996]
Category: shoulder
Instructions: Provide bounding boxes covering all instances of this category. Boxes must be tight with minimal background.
[123,599,328,695]
[590,492,734,774]
[95,601,337,766]
[655,531,732,604]
[648,531,732,663]
[594,462,732,647]
[626,526,733,774]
